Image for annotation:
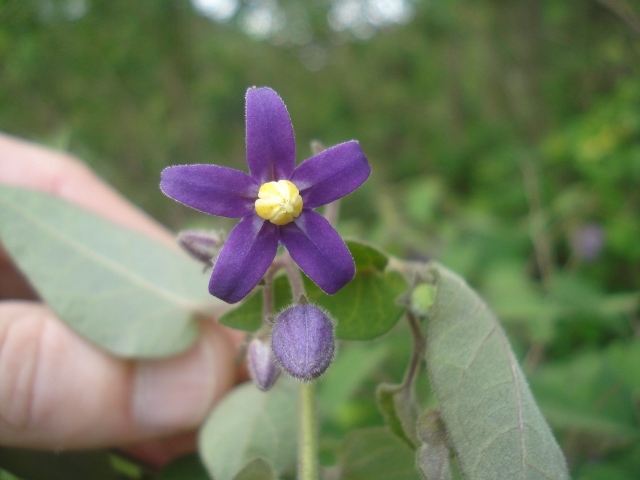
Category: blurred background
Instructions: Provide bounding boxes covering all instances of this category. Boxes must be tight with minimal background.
[1,0,640,478]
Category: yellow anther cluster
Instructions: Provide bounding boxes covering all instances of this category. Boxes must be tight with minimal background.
[255,180,303,225]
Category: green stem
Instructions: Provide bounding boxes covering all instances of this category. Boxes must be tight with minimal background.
[298,381,319,480]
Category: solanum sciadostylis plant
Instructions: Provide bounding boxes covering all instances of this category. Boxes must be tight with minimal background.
[0,87,569,480]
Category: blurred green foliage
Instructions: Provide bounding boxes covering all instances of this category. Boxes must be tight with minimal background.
[2,0,640,478]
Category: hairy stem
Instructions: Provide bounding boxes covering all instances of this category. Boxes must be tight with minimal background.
[298,381,319,480]
[283,253,307,301]
[403,311,426,391]
[324,200,340,227]
[262,267,275,320]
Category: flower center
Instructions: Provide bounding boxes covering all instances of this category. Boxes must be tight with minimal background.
[255,180,303,225]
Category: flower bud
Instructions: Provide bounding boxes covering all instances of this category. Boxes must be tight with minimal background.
[247,337,281,391]
[271,304,335,381]
[177,230,222,265]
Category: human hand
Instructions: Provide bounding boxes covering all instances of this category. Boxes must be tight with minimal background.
[0,133,238,465]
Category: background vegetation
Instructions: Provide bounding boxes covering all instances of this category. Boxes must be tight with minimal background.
[1,0,640,478]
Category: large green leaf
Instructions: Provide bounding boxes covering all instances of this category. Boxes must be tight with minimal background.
[425,263,569,480]
[337,427,421,480]
[198,379,298,480]
[308,240,407,340]
[0,186,220,358]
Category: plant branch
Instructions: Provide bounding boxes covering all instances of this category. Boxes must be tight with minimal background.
[520,158,554,288]
[595,0,640,36]
[403,311,426,391]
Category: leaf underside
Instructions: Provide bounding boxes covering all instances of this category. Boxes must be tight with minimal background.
[198,379,298,480]
[0,186,220,358]
[425,263,569,480]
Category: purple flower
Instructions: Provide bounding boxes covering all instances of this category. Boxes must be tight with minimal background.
[161,87,370,303]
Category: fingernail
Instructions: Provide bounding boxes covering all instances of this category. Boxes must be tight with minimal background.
[132,338,217,431]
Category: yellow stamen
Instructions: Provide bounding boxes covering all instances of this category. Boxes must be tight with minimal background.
[255,180,303,225]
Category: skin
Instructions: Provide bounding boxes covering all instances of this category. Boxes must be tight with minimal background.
[0,133,240,466]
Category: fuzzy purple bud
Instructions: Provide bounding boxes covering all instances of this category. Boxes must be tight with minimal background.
[271,304,335,381]
[177,230,222,265]
[248,337,281,391]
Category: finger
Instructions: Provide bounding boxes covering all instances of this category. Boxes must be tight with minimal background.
[0,132,172,245]
[0,301,237,450]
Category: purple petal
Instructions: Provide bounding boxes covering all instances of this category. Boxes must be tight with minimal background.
[209,215,278,303]
[290,141,370,209]
[245,87,296,184]
[280,210,355,294]
[161,165,258,218]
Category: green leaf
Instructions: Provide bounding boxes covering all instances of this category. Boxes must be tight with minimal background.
[415,409,452,480]
[0,186,220,358]
[345,239,388,271]
[306,241,406,340]
[219,276,291,331]
[306,269,406,340]
[425,263,569,480]
[233,458,277,480]
[337,427,421,480]
[376,383,418,449]
[159,454,209,480]
[198,379,298,480]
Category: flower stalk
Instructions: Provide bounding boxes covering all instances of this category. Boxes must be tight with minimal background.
[298,381,319,480]
[284,253,306,300]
